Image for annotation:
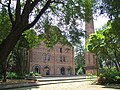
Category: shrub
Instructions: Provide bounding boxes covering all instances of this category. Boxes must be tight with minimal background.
[29,72,41,76]
[7,72,18,79]
[34,73,40,76]
[97,74,105,84]
[7,72,25,79]
[115,76,120,84]
[97,71,120,84]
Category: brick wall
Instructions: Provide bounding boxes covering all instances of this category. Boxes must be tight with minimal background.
[28,43,75,76]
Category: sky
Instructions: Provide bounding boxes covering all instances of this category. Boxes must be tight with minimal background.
[94,16,109,30]
[80,16,109,46]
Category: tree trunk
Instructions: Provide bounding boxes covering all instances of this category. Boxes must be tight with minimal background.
[116,60,120,70]
[113,50,120,71]
[2,60,7,82]
[113,61,120,71]
[0,27,24,82]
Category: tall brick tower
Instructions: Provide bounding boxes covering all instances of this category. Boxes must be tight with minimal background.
[85,19,98,75]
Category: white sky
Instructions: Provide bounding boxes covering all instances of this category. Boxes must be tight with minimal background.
[94,16,109,30]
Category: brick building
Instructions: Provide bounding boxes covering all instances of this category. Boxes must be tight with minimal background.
[27,43,75,76]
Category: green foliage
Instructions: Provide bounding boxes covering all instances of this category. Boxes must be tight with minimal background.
[84,0,93,22]
[96,0,120,19]
[86,32,105,53]
[23,30,40,48]
[99,67,116,74]
[7,34,30,75]
[97,67,120,84]
[39,21,72,48]
[76,67,84,75]
[0,7,11,44]
[7,72,17,79]
[29,72,41,77]
[6,72,25,79]
[75,44,85,75]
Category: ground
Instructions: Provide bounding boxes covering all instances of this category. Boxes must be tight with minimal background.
[9,79,120,90]
[0,76,120,90]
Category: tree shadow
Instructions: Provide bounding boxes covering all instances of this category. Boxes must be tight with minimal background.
[102,84,120,90]
[8,79,93,90]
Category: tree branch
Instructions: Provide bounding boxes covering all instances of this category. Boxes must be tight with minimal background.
[15,0,21,23]
[0,2,8,7]
[21,0,31,24]
[30,0,41,12]
[51,0,64,5]
[26,0,52,29]
[8,0,14,24]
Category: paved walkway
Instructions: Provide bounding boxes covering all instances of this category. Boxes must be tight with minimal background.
[9,79,119,90]
[0,76,119,90]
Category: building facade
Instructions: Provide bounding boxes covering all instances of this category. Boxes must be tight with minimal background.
[28,43,75,76]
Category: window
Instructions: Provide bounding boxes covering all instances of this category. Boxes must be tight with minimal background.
[48,54,50,61]
[61,67,65,75]
[63,57,65,62]
[60,56,62,62]
[60,48,62,53]
[44,54,47,60]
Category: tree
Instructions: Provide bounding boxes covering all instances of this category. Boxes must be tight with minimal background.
[0,0,92,82]
[8,35,29,74]
[94,0,120,19]
[75,42,85,75]
[0,7,11,81]
[0,0,89,63]
[0,7,41,78]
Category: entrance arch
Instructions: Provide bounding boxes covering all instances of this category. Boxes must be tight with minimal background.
[60,67,65,75]
[35,66,39,73]
[44,66,50,75]
[68,68,72,75]
[32,65,41,74]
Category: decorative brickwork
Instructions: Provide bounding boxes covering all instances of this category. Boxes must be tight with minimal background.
[28,43,75,76]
